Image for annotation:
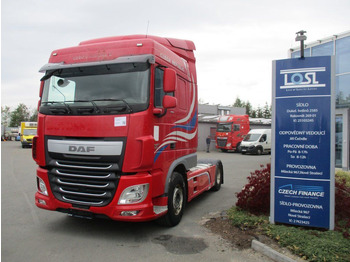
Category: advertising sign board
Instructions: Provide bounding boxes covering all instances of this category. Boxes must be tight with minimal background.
[271,56,335,229]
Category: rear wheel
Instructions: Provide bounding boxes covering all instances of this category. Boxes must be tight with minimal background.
[157,172,186,227]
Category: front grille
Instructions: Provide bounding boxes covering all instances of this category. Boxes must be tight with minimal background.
[217,138,227,147]
[45,136,126,208]
[48,161,119,207]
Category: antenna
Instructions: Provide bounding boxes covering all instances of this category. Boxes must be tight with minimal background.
[146,20,150,38]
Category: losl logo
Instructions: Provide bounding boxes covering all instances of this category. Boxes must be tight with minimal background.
[280,67,326,89]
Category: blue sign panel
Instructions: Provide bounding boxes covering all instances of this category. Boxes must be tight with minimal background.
[275,177,330,228]
[275,96,331,180]
[271,56,335,229]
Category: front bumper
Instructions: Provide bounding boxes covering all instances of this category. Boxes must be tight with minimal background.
[35,167,168,222]
[21,140,33,146]
[240,146,257,153]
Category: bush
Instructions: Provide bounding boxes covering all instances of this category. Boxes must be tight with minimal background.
[235,164,350,237]
[335,174,350,238]
[336,170,350,187]
[235,164,270,215]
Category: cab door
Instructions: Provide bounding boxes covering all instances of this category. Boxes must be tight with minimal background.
[153,67,177,168]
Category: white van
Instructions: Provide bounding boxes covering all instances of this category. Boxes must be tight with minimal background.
[240,129,271,155]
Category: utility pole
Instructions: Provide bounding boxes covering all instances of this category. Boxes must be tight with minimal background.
[295,30,307,58]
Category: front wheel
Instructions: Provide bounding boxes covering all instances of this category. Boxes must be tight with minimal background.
[157,172,186,227]
[235,142,241,153]
[256,148,263,155]
[211,162,223,191]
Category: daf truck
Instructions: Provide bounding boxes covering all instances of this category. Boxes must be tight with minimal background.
[216,115,249,152]
[33,35,223,226]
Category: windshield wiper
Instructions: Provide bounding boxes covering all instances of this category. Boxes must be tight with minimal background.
[42,99,133,115]
[73,100,101,114]
[42,101,72,114]
[92,99,133,113]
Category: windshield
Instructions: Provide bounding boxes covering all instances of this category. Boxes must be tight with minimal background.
[40,63,150,115]
[217,123,231,132]
[243,133,261,142]
[23,129,37,136]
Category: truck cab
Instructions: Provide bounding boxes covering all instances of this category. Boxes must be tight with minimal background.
[33,35,223,226]
[216,115,249,152]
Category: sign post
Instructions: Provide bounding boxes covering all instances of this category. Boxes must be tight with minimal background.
[271,56,335,229]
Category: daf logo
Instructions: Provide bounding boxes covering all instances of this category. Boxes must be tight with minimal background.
[68,145,95,153]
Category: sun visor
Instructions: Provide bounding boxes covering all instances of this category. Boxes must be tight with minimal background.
[39,54,155,73]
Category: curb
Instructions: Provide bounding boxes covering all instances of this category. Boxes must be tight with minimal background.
[251,239,296,262]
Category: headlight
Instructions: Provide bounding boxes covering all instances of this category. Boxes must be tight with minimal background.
[118,184,149,205]
[23,138,27,142]
[37,177,48,196]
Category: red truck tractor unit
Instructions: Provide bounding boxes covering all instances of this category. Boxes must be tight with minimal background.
[216,115,249,152]
[33,35,223,226]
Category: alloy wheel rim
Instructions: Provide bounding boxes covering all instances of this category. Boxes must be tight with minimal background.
[173,186,183,216]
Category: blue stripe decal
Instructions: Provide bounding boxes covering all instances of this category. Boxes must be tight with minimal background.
[172,109,197,131]
[154,145,169,163]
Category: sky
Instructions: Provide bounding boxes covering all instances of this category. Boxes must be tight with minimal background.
[1,0,350,111]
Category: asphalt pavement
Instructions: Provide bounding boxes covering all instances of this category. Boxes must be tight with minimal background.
[2,141,272,262]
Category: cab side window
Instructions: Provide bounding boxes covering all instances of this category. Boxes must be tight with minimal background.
[233,124,240,131]
[154,67,164,108]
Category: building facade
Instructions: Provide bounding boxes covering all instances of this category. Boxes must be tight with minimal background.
[290,30,350,170]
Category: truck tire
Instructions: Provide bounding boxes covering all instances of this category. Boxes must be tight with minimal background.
[157,172,186,227]
[235,142,241,153]
[211,161,223,191]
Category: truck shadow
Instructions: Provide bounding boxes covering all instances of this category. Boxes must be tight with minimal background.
[44,189,220,243]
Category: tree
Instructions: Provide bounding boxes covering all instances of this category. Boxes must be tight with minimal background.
[10,103,30,127]
[29,108,38,121]
[250,109,257,118]
[198,98,205,104]
[1,106,11,127]
[256,106,263,118]
[233,97,245,108]
[245,101,252,117]
[262,102,271,119]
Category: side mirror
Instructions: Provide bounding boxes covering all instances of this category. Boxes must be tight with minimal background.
[163,95,177,109]
[163,68,177,93]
